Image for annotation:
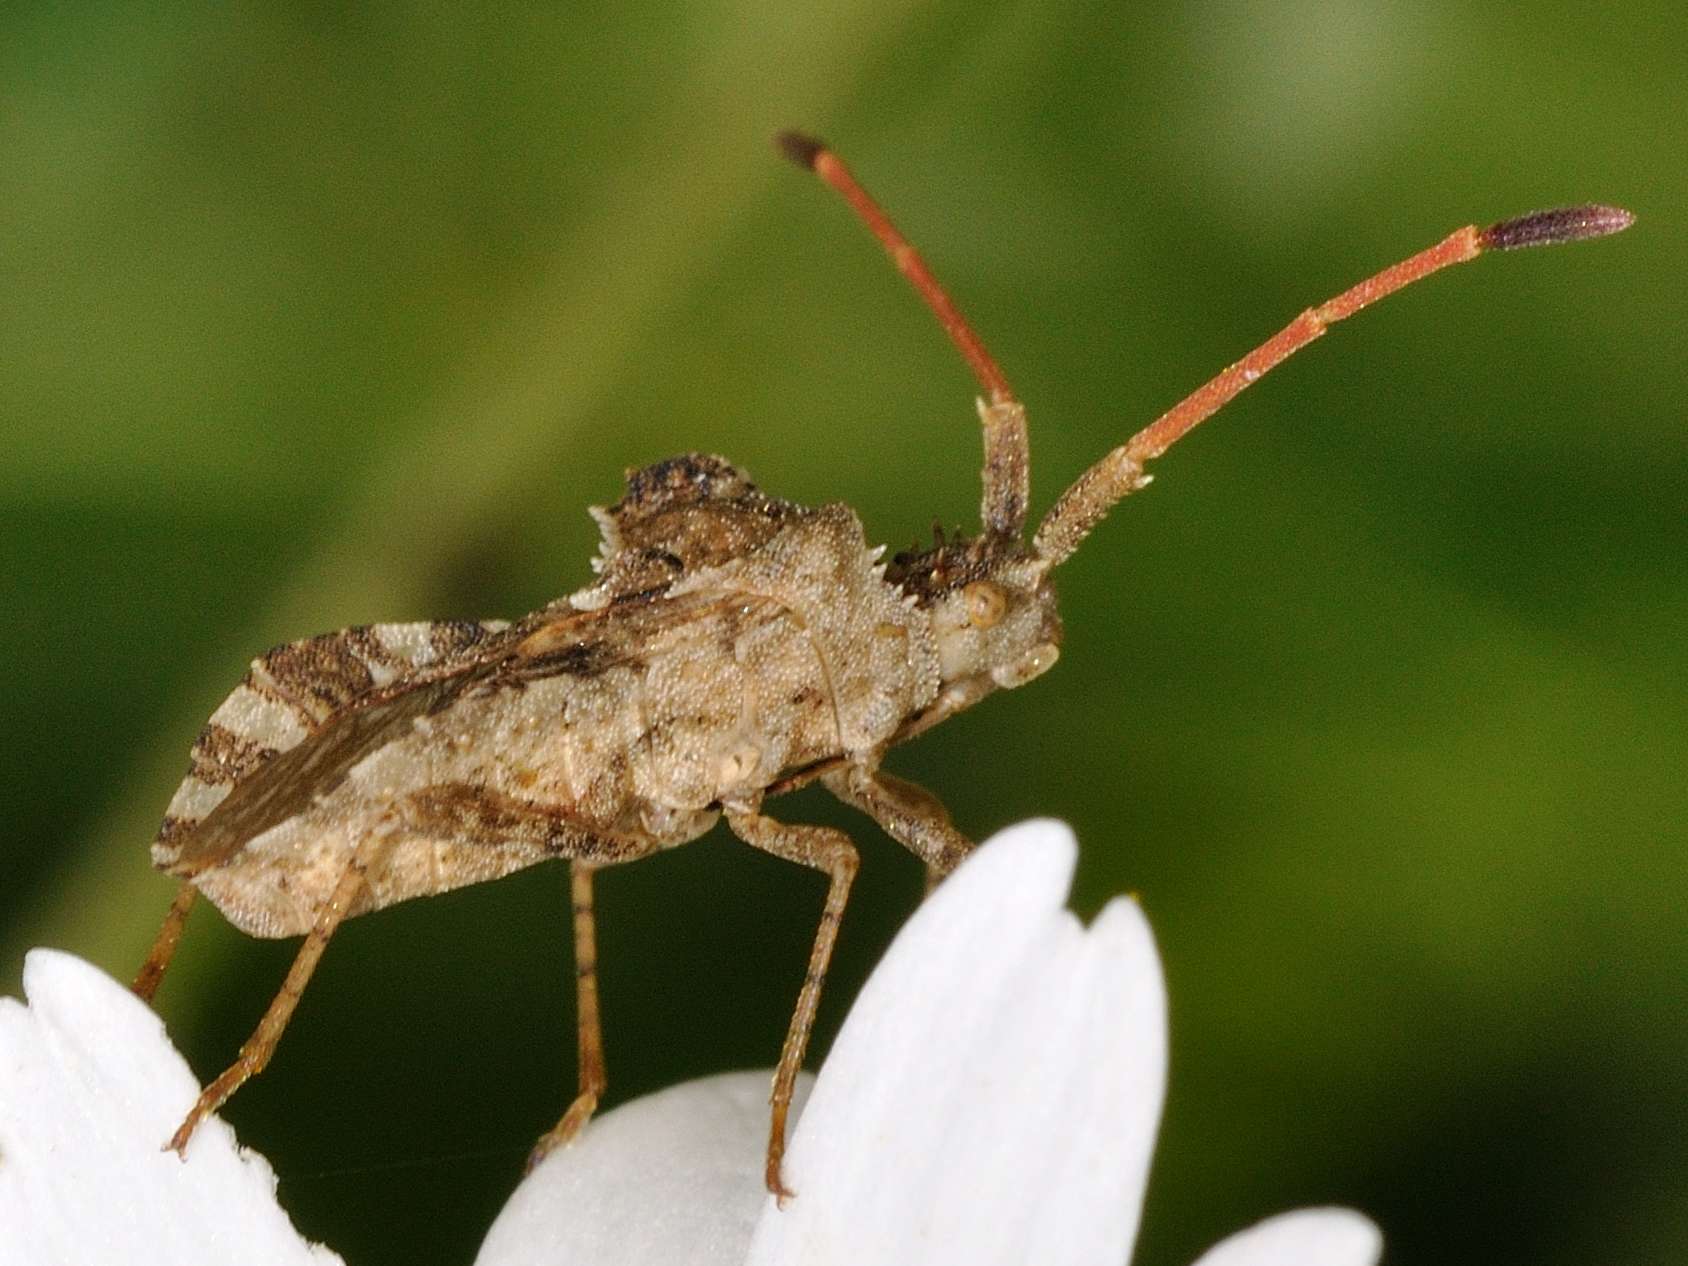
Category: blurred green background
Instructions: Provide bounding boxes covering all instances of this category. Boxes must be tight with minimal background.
[3,2,1681,1263]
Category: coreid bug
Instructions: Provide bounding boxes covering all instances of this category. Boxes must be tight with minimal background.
[131,131,1631,1198]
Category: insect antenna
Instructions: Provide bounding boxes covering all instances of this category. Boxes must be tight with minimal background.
[1032,204,1634,567]
[778,131,1031,540]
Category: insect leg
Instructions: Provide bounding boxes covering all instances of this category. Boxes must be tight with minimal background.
[823,762,974,891]
[527,861,607,1171]
[165,834,385,1156]
[724,803,860,1202]
[132,881,197,1003]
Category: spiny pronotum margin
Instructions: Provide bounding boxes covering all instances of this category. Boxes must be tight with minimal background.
[776,130,1633,567]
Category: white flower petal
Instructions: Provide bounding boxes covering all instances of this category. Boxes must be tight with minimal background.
[476,1071,811,1266]
[1189,1207,1383,1266]
[0,949,341,1266]
[745,818,1167,1266]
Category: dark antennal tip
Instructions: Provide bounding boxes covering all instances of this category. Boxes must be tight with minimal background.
[775,130,827,171]
[1479,204,1635,252]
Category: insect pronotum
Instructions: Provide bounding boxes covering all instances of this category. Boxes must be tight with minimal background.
[131,131,1631,1199]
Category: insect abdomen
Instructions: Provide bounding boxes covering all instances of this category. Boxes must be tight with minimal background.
[152,620,509,870]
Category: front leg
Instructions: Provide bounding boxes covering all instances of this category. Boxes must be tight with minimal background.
[723,801,859,1202]
[823,760,974,888]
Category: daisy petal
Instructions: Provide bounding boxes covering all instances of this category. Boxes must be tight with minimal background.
[1189,1207,1383,1266]
[475,1070,810,1266]
[0,949,340,1266]
[745,819,1168,1266]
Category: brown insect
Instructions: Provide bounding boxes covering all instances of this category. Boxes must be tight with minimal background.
[131,130,1631,1199]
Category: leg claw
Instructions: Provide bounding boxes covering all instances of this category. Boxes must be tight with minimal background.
[526,1090,598,1174]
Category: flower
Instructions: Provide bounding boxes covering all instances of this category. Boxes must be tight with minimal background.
[477,820,1382,1266]
[0,949,342,1266]
[0,822,1382,1266]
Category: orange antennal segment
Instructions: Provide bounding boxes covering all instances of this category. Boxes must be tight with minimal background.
[1033,204,1634,566]
[778,131,1016,408]
[1125,205,1634,464]
[781,131,1033,538]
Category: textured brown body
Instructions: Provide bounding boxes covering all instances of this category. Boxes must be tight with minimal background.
[136,134,1628,1199]
[154,455,948,937]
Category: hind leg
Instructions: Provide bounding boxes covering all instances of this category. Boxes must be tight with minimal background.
[132,881,197,1003]
[166,837,384,1155]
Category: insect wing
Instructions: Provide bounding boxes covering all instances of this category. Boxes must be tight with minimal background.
[154,620,510,876]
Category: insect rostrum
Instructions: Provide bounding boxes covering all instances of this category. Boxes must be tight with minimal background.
[132,132,1631,1201]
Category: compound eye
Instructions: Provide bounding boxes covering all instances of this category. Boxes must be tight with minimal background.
[961,581,1007,629]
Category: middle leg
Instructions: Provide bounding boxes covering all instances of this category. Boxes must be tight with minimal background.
[528,861,608,1170]
[724,801,859,1201]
